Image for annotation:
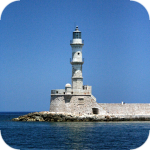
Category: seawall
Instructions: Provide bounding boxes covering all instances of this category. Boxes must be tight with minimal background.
[99,103,150,115]
[12,111,150,122]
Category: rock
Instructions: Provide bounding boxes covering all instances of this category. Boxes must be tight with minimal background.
[12,118,19,121]
[60,117,64,121]
[34,112,41,116]
[27,118,36,121]
[57,118,63,122]
[27,113,33,117]
[65,116,71,120]
[51,119,54,122]
[105,116,110,119]
[35,116,44,121]
[43,114,48,118]
[19,116,27,121]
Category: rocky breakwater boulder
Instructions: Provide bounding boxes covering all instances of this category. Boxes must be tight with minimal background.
[12,112,46,122]
[12,112,150,122]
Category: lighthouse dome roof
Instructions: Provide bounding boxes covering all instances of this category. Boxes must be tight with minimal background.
[65,83,71,87]
[73,26,81,32]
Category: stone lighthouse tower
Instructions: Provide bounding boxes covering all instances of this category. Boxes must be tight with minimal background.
[49,26,101,115]
[70,26,84,90]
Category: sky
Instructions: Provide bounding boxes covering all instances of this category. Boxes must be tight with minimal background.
[0,0,150,111]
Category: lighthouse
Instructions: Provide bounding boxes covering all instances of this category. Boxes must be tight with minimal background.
[70,26,84,90]
[49,26,101,116]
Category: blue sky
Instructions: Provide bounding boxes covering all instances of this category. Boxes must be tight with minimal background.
[0,0,150,111]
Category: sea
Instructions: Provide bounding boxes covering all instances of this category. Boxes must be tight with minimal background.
[0,112,150,150]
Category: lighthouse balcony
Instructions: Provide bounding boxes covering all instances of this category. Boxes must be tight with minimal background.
[70,39,84,45]
[70,58,84,64]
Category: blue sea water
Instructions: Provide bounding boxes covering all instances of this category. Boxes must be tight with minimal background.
[0,112,150,150]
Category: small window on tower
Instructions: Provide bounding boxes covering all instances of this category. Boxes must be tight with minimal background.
[78,53,80,55]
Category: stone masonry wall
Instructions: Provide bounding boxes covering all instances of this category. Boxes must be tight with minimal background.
[50,96,150,116]
[99,103,150,116]
[50,95,106,115]
[50,96,66,113]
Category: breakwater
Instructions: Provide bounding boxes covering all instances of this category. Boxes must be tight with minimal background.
[12,111,150,122]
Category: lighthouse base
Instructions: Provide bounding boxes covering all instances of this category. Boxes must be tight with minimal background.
[49,94,106,116]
